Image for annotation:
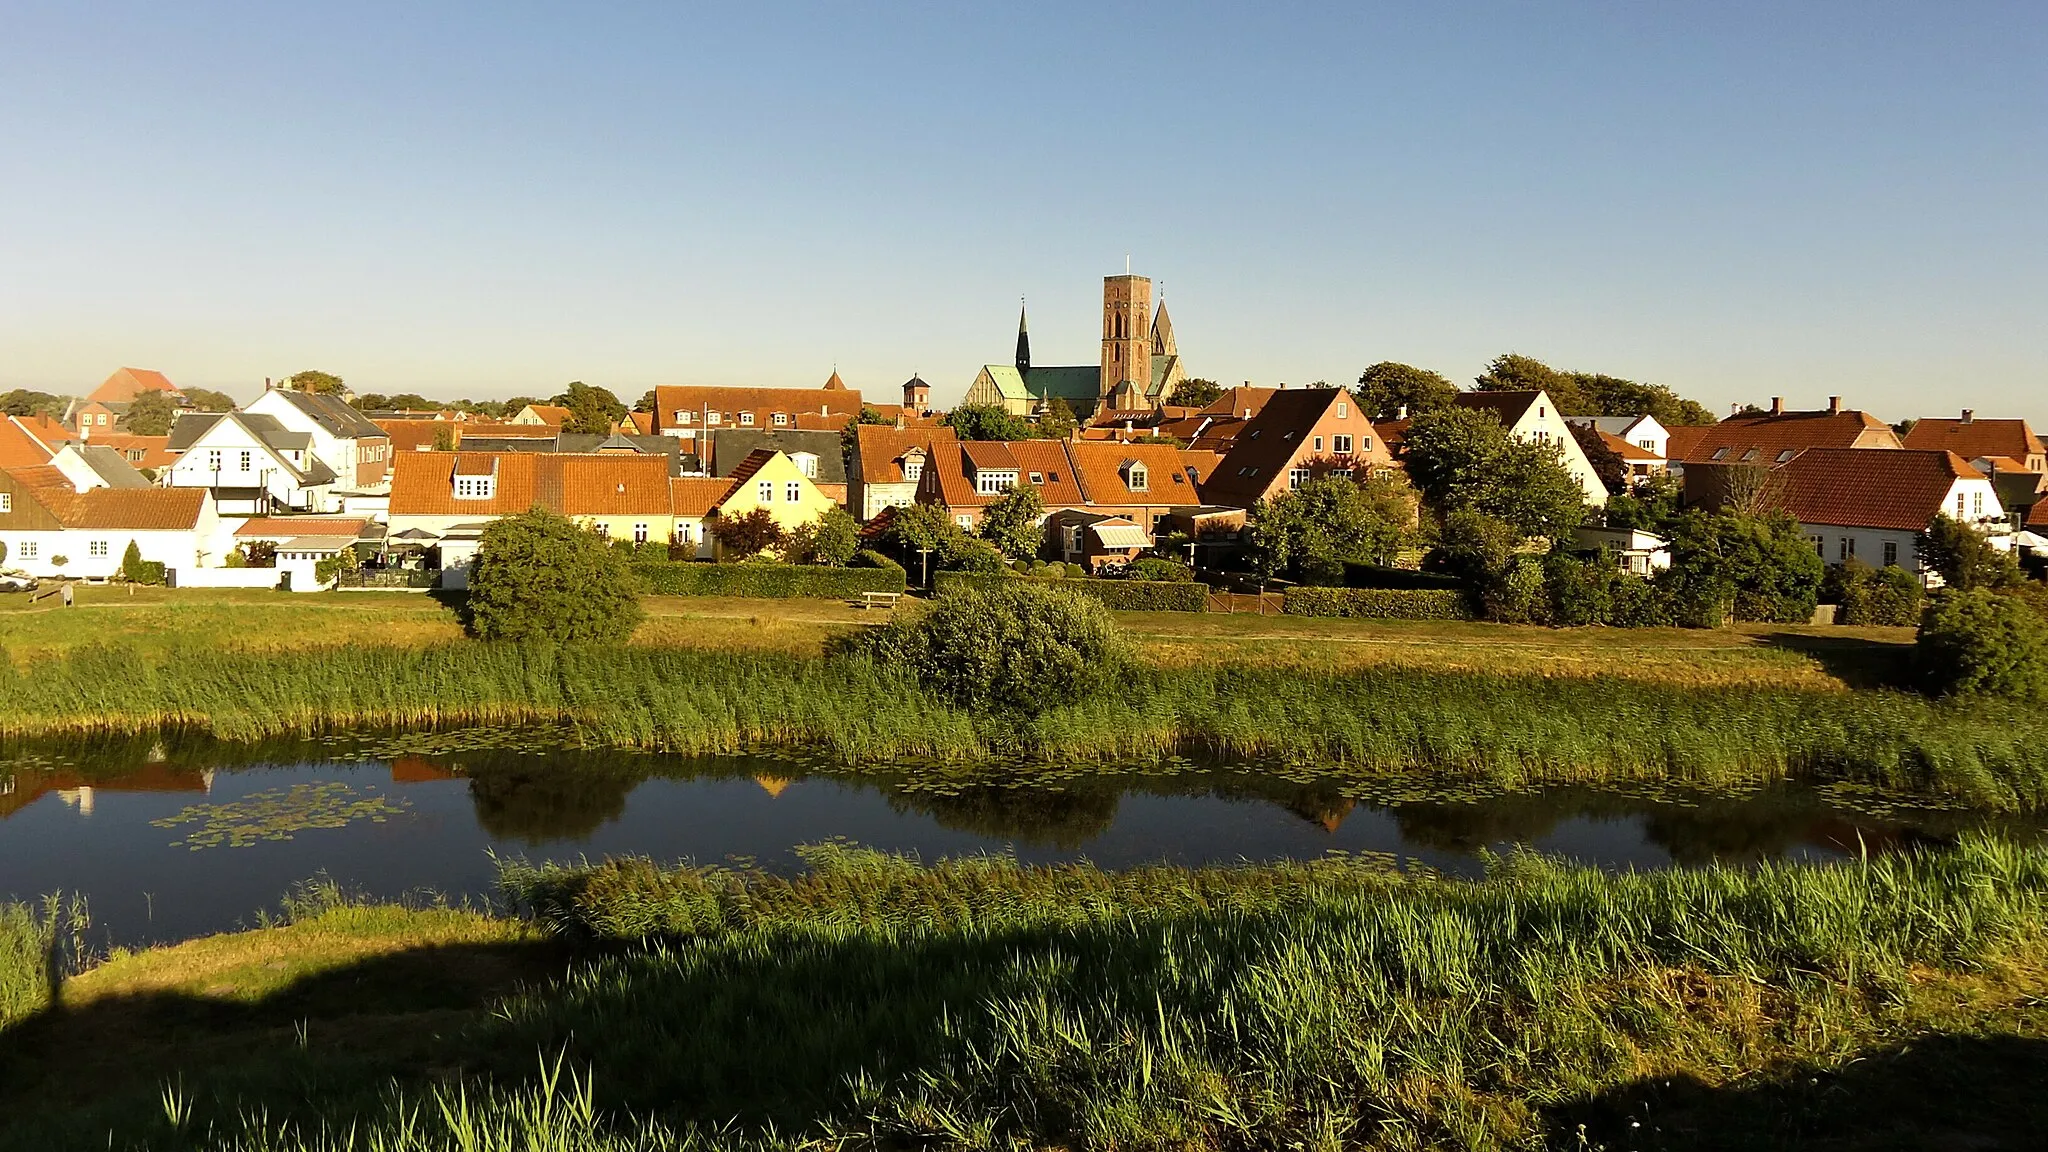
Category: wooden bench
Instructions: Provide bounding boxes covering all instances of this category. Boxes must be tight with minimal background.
[851,591,902,611]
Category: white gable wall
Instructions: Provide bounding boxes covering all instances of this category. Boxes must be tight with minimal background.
[1506,393,1609,505]
[165,419,337,514]
[244,392,369,492]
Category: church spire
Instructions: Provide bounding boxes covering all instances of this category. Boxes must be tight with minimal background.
[1014,299,1032,373]
[1151,299,1177,358]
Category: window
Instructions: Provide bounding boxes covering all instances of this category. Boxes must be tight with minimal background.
[785,481,801,503]
[792,453,819,478]
[0,493,8,513]
[96,413,108,425]
[1973,491,1984,516]
[634,523,649,544]
[1127,464,1148,491]
[1333,434,1353,454]
[1313,436,1323,451]
[707,412,721,425]
[1248,429,1262,440]
[207,449,223,470]
[1776,449,1797,464]
[1883,541,1898,566]
[593,523,609,540]
[1956,493,1966,516]
[1028,471,1044,485]
[1838,537,1853,561]
[757,480,773,503]
[89,541,109,558]
[1639,439,1655,450]
[956,515,974,529]
[903,456,924,483]
[1362,436,1373,450]
[739,412,756,426]
[18,541,35,558]
[454,476,495,499]
[1533,430,1550,444]
[1711,448,1731,461]
[1811,537,1824,555]
[975,470,1017,496]
[772,412,788,427]
[239,450,253,471]
[1288,467,1311,490]
[1336,401,1348,418]
[127,450,143,462]
[674,411,693,425]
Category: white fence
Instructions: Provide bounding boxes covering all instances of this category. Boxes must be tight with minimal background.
[169,567,286,591]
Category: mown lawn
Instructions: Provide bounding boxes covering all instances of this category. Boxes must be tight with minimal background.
[0,586,1915,690]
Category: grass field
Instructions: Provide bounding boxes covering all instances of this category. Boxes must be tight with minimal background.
[0,586,1915,690]
[3,844,2046,1150]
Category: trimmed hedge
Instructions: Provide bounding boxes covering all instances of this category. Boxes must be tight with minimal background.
[1282,586,1475,620]
[935,570,1210,613]
[634,562,905,599]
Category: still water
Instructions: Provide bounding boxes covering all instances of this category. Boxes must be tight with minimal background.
[2,733,2039,947]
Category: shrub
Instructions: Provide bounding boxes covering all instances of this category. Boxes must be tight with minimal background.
[1919,514,2022,590]
[1541,551,1614,627]
[978,486,1046,560]
[832,581,1126,713]
[1607,574,1672,627]
[935,571,1209,612]
[1916,588,2048,701]
[711,508,782,560]
[118,541,166,586]
[635,562,904,599]
[468,507,645,642]
[850,549,905,576]
[1837,563,1924,627]
[312,547,361,588]
[1125,557,1193,583]
[1282,587,1473,620]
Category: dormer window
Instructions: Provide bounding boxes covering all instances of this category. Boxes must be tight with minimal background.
[772,412,789,427]
[1029,471,1044,485]
[1125,462,1149,492]
[454,475,495,499]
[1711,447,1731,461]
[673,411,693,426]
[974,469,1019,496]
[902,452,925,483]
[791,451,820,478]
[707,412,722,426]
[740,412,756,426]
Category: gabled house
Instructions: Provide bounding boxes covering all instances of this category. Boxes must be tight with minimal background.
[701,449,838,558]
[851,425,958,521]
[1566,415,1671,479]
[916,436,1210,555]
[1901,410,2046,473]
[244,387,393,492]
[88,367,183,406]
[1196,387,1393,508]
[86,432,176,474]
[511,403,573,427]
[164,412,339,514]
[1666,397,1902,469]
[708,428,847,504]
[1452,390,1608,505]
[65,399,125,439]
[1690,447,2004,575]
[0,417,59,469]
[50,444,153,492]
[651,385,865,445]
[388,452,678,545]
[0,464,220,580]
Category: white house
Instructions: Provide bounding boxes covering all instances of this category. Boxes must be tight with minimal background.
[1455,390,1609,505]
[164,412,340,514]
[243,389,393,493]
[1769,448,2005,575]
[1573,526,1672,574]
[0,463,222,580]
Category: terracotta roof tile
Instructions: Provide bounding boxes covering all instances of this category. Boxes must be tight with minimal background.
[855,425,957,485]
[2031,500,2048,528]
[0,418,57,468]
[88,432,175,470]
[1902,417,2045,463]
[376,420,454,453]
[12,469,209,530]
[653,386,864,435]
[1200,388,1355,507]
[389,452,541,517]
[1770,448,1982,531]
[1004,441,1086,505]
[236,516,370,539]
[1065,441,1201,506]
[1673,408,1899,463]
[89,367,181,404]
[548,455,673,516]
[670,476,737,517]
[961,441,1020,471]
[521,404,573,426]
[1594,427,1661,461]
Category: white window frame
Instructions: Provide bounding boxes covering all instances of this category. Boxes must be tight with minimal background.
[1288,467,1311,490]
[1127,464,1148,492]
[18,541,35,558]
[785,481,801,503]
[739,412,756,427]
[633,522,649,543]
[772,413,788,427]
[240,450,253,471]
[1883,541,1898,566]
[454,476,496,499]
[89,540,109,558]
[207,449,223,471]
[0,493,9,513]
[757,480,773,503]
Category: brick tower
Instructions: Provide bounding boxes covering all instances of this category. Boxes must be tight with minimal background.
[1099,274,1152,409]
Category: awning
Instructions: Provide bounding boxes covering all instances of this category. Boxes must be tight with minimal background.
[1089,523,1152,549]
[279,536,359,553]
[2016,530,2048,552]
[389,527,440,541]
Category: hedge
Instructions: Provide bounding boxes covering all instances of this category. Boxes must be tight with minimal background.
[934,570,1210,613]
[1282,586,1475,620]
[634,562,906,599]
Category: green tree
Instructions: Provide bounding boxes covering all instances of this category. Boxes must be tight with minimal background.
[978,485,1047,560]
[840,406,893,473]
[1169,377,1224,407]
[431,425,458,452]
[388,393,431,411]
[1248,474,1413,583]
[466,507,644,642]
[284,370,347,396]
[1603,474,1682,533]
[832,581,1126,714]
[1568,422,1629,491]
[1402,407,1586,539]
[944,403,1033,441]
[785,506,860,566]
[121,391,177,436]
[1475,353,1714,425]
[1037,397,1079,440]
[1665,510,1824,624]
[634,390,658,413]
[710,508,783,561]
[1354,362,1458,418]
[180,388,237,412]
[551,382,628,435]
[1917,514,2021,591]
[1917,588,2048,700]
[352,393,391,411]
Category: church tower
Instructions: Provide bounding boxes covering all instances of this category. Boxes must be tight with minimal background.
[1100,274,1152,408]
[1015,302,1031,373]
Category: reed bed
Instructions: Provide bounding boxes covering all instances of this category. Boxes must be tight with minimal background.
[0,894,88,1028]
[2,642,2044,808]
[130,839,2048,1151]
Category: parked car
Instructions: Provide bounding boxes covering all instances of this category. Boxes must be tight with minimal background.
[0,571,38,594]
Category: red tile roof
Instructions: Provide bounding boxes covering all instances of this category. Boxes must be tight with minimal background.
[1004,440,1087,506]
[1594,427,1661,462]
[2030,500,2048,528]
[1665,425,1711,462]
[722,449,779,491]
[1771,448,1981,531]
[652,386,864,435]
[376,420,454,453]
[1902,417,2044,463]
[671,476,737,517]
[961,441,1020,471]
[1198,388,1355,507]
[0,419,56,468]
[520,404,573,426]
[389,452,541,516]
[1065,440,1202,505]
[1197,386,1276,420]
[88,368,181,404]
[16,415,76,444]
[88,432,175,470]
[392,452,681,518]
[237,516,371,539]
[1672,408,1899,464]
[855,425,957,485]
[545,455,674,516]
[4,465,208,529]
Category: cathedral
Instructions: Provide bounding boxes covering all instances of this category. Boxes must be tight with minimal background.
[963,272,1187,421]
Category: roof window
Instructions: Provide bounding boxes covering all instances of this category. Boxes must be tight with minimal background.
[1776,449,1797,464]
[1711,447,1731,461]
[1029,471,1044,484]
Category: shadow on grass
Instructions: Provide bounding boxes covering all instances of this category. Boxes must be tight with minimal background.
[1758,629,1917,690]
[1551,1031,2048,1151]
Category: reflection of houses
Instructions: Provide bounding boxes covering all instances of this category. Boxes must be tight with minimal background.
[1281,795,1356,834]
[0,764,213,820]
[754,776,792,798]
[390,757,462,783]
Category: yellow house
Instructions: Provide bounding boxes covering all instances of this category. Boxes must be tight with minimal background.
[709,449,836,558]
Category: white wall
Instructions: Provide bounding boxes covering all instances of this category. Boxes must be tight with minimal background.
[1508,394,1609,505]
[165,418,337,513]
[1804,524,1924,571]
[3,528,209,580]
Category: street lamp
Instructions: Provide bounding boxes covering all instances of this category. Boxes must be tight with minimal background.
[916,547,933,589]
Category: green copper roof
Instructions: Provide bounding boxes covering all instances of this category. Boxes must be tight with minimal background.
[979,364,1102,402]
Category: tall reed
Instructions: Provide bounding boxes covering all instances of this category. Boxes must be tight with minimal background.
[2,641,2045,807]
[0,894,88,1029]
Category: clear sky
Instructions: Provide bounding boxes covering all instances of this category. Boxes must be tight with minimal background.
[2,2,2042,420]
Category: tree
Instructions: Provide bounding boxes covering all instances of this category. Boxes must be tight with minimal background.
[710,508,783,560]
[466,507,644,642]
[431,425,458,452]
[1248,474,1413,583]
[0,389,71,419]
[551,382,628,436]
[1603,474,1682,532]
[1037,397,1079,440]
[388,393,431,411]
[1170,377,1224,407]
[1569,422,1628,491]
[1401,407,1586,540]
[284,370,347,396]
[121,391,177,436]
[181,388,236,412]
[1474,353,1714,425]
[352,393,391,411]
[784,506,860,565]
[831,581,1126,714]
[1918,514,2021,591]
[944,403,1033,441]
[840,406,893,473]
[1917,589,2048,700]
[1354,362,1458,418]
[1665,510,1824,624]
[634,390,658,413]
[978,485,1047,561]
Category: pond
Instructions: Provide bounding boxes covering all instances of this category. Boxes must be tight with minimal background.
[2,731,2041,947]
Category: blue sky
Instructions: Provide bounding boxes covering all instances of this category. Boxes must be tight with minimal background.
[2,2,2042,420]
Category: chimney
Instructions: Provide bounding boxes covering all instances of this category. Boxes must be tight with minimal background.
[1828,396,1842,414]
[1961,408,1975,424]
[1769,397,1784,415]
